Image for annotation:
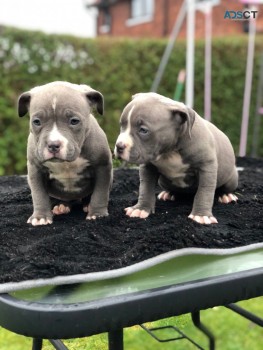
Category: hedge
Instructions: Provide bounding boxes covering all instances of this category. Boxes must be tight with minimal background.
[0,26,262,175]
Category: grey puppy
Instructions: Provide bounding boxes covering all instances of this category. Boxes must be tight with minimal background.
[114,93,238,224]
[18,81,112,226]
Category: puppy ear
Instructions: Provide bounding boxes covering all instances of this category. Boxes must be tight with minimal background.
[85,89,104,115]
[171,107,195,138]
[18,92,31,117]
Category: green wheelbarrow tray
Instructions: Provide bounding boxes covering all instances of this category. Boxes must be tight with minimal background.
[0,243,262,341]
[8,243,263,304]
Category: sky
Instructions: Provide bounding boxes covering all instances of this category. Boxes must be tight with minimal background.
[0,0,97,38]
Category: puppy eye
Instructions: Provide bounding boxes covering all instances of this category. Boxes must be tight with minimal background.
[32,118,41,126]
[139,126,149,135]
[70,117,80,126]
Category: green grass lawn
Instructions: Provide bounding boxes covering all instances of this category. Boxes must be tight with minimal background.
[0,297,262,350]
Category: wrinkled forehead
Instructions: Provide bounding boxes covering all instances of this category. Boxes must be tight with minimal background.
[29,86,87,114]
[121,93,186,123]
[133,93,186,109]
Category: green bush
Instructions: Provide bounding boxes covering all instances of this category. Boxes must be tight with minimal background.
[0,26,262,175]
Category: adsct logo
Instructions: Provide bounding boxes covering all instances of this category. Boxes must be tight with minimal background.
[224,10,258,20]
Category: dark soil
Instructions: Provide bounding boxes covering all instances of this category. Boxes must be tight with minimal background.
[0,157,262,284]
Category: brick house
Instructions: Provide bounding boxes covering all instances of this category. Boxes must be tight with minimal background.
[88,0,263,38]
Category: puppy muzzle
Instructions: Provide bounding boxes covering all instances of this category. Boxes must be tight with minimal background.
[47,141,61,155]
[115,141,126,158]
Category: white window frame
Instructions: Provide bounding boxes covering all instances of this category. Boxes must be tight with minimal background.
[126,0,155,27]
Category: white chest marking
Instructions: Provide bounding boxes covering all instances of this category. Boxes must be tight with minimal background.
[153,152,190,188]
[45,157,90,192]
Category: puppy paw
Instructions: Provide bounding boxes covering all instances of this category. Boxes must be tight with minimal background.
[52,204,71,215]
[86,215,96,220]
[188,214,218,225]
[125,207,150,219]
[158,191,175,201]
[27,215,53,226]
[218,193,238,204]
[86,213,109,220]
[83,204,89,213]
[85,205,109,220]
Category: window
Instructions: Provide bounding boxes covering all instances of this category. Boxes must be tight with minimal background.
[131,0,154,18]
[99,7,111,34]
[126,0,154,26]
[195,0,220,11]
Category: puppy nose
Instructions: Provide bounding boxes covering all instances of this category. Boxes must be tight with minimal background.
[47,141,61,154]
[116,141,126,154]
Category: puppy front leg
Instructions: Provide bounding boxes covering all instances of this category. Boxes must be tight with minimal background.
[189,162,218,224]
[27,162,53,226]
[125,164,159,219]
[86,164,112,220]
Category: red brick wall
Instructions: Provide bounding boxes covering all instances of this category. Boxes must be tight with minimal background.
[96,0,263,38]
[97,0,166,37]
